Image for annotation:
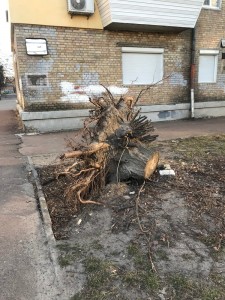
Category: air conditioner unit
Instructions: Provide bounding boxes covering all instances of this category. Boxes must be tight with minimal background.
[67,0,94,16]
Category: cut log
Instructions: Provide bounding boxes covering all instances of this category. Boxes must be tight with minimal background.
[144,152,160,179]
[108,146,158,182]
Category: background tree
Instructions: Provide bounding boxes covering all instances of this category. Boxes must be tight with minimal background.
[0,64,6,100]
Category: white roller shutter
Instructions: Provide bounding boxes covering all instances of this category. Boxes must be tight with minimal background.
[122,47,164,85]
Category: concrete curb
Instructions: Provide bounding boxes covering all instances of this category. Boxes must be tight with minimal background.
[18,101,225,133]
[27,156,63,293]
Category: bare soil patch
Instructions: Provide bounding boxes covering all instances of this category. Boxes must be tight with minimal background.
[37,135,225,300]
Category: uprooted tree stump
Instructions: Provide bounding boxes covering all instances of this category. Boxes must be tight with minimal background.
[59,86,159,212]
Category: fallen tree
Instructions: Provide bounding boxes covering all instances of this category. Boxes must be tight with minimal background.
[59,85,159,211]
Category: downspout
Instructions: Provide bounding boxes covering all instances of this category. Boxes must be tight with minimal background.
[190,28,196,118]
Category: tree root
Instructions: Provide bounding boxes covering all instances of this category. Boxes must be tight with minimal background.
[60,142,110,159]
[62,168,105,212]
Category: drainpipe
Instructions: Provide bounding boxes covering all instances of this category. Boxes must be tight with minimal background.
[190,28,196,118]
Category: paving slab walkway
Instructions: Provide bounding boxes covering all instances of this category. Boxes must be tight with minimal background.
[0,108,61,300]
[20,117,225,157]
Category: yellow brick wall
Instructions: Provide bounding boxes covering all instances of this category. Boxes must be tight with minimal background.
[13,24,192,111]
[195,6,225,101]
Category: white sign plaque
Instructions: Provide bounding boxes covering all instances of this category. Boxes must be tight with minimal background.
[25,39,48,55]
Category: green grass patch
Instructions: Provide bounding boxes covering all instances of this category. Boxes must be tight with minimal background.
[168,135,225,160]
[90,240,104,251]
[57,243,83,267]
[126,243,161,291]
[169,274,196,298]
[155,249,169,261]
[71,256,126,300]
[201,288,222,300]
[140,270,160,291]
[58,254,74,267]
[127,243,148,269]
[84,256,114,288]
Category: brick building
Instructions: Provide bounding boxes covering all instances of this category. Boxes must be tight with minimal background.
[8,0,225,132]
[195,0,225,112]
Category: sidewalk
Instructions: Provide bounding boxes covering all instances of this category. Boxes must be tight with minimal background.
[0,108,60,299]
[20,116,225,157]
[155,117,225,140]
[0,97,17,111]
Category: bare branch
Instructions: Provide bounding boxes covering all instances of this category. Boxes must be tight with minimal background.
[134,73,172,105]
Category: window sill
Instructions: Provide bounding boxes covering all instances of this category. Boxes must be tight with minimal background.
[202,6,221,11]
[198,81,217,84]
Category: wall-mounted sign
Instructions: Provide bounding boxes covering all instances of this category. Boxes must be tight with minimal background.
[25,38,48,56]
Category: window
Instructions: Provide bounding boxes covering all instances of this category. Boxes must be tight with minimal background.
[198,50,219,83]
[26,73,49,88]
[122,47,164,85]
[203,0,221,8]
